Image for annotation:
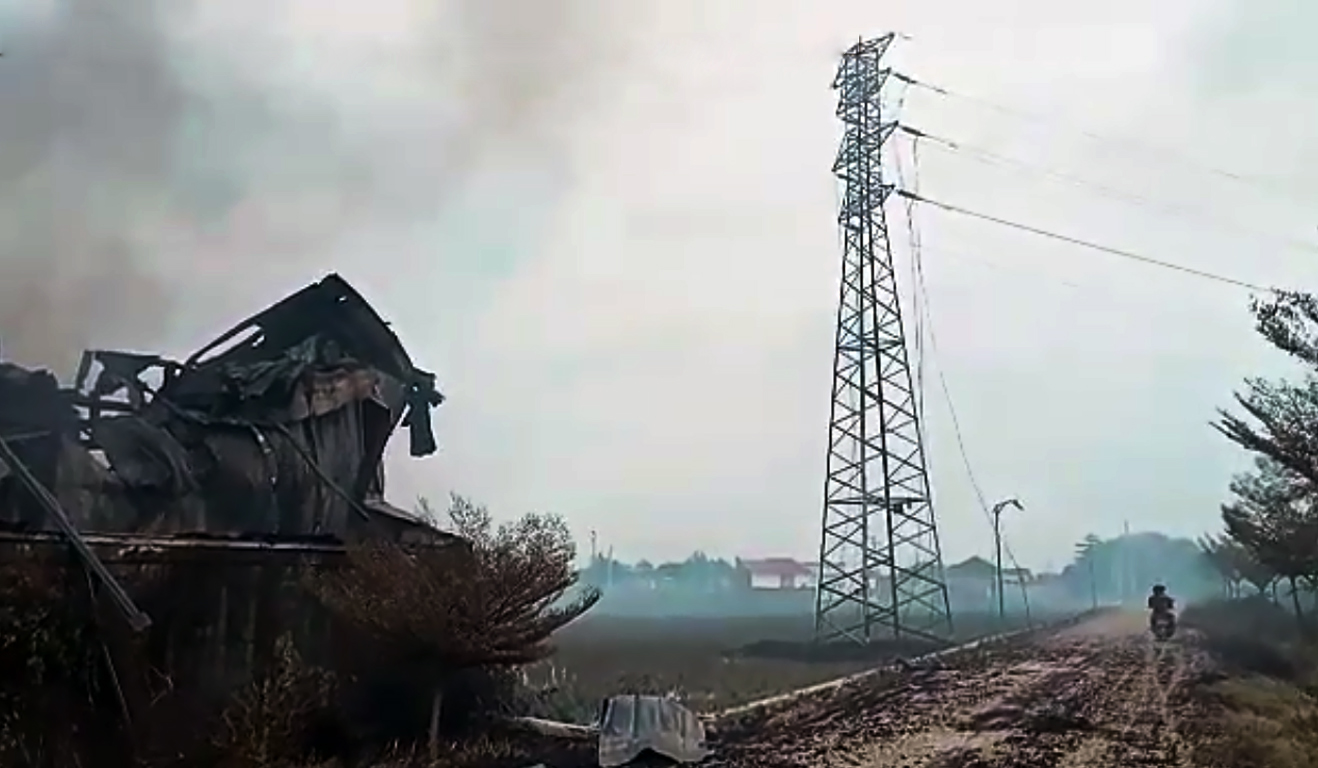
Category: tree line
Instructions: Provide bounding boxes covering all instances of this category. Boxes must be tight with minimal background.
[1066,532,1218,604]
[1200,291,1318,624]
[578,534,1221,606]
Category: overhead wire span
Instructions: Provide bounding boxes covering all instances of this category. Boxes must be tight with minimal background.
[915,270,1035,624]
[889,78,927,434]
[886,70,1275,621]
[894,189,1274,292]
[890,71,1317,207]
[892,130,1033,624]
[897,125,1318,258]
[916,240,1129,305]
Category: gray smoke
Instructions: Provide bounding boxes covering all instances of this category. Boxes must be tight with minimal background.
[0,0,180,373]
[1187,0,1318,189]
[0,0,626,374]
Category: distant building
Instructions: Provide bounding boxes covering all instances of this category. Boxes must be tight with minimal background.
[946,556,1032,581]
[739,557,816,590]
[945,556,1032,608]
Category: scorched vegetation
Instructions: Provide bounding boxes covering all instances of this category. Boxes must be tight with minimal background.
[0,494,599,768]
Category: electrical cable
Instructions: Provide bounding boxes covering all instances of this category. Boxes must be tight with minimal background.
[895,189,1273,292]
[901,241,1258,371]
[898,125,1318,258]
[910,142,928,432]
[895,131,1034,625]
[880,68,1285,625]
[892,120,951,619]
[886,79,967,630]
[891,71,1318,207]
[889,82,927,435]
[916,277,1035,625]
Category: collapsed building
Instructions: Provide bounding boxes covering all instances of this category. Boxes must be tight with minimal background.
[0,274,453,704]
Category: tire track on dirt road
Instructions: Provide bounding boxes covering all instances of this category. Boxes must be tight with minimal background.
[1048,626,1194,768]
[705,612,1211,768]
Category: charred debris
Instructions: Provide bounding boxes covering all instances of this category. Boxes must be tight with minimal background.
[0,273,451,633]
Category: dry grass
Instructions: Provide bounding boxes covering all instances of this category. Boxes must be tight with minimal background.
[358,730,594,768]
[212,636,338,768]
[1195,678,1318,768]
[518,611,1047,723]
[1182,598,1318,768]
[522,615,873,722]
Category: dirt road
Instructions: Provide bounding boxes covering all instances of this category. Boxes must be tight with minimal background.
[705,611,1214,767]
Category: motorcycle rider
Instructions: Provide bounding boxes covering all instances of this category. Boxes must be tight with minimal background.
[1147,584,1175,630]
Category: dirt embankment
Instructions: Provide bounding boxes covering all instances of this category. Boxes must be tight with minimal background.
[703,611,1217,767]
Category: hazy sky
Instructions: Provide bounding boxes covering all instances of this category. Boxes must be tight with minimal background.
[1,0,1313,571]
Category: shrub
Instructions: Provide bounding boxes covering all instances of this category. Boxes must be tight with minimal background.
[212,635,337,768]
[0,494,598,766]
[0,551,122,767]
[306,494,600,756]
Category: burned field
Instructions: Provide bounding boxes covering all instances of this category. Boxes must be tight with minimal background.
[519,611,1053,724]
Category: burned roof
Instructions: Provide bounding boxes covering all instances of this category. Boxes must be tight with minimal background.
[0,273,449,541]
[78,273,444,456]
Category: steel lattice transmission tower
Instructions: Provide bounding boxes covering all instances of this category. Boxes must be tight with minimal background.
[813,34,952,645]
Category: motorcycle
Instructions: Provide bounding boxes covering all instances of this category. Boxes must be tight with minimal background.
[1151,610,1176,641]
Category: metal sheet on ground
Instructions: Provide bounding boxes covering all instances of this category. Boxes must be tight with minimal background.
[598,695,711,767]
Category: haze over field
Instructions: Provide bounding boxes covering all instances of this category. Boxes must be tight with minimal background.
[0,0,1313,569]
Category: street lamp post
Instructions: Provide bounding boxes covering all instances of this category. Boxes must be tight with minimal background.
[991,498,1024,621]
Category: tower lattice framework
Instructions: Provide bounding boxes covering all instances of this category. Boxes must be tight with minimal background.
[813,34,952,645]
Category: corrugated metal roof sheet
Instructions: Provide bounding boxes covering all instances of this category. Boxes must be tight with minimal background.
[597,695,710,767]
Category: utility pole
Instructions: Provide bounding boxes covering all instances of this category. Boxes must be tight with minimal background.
[1122,519,1131,605]
[813,33,952,645]
[991,498,1023,621]
[1088,556,1098,610]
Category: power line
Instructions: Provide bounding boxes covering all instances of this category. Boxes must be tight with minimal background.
[916,239,1218,312]
[891,71,1317,207]
[907,243,1261,370]
[892,141,1033,622]
[891,107,928,435]
[895,189,1273,292]
[898,125,1318,258]
[913,263,1034,622]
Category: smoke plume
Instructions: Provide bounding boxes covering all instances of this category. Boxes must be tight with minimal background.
[0,0,626,374]
[0,0,180,373]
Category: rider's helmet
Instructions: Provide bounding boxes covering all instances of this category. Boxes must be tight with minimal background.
[1152,584,1166,595]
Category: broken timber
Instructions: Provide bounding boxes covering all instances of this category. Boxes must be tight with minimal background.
[0,433,151,631]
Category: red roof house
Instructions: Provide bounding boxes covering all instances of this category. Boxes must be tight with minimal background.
[739,557,816,590]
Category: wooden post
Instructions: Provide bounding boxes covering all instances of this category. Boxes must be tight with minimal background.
[428,687,444,760]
